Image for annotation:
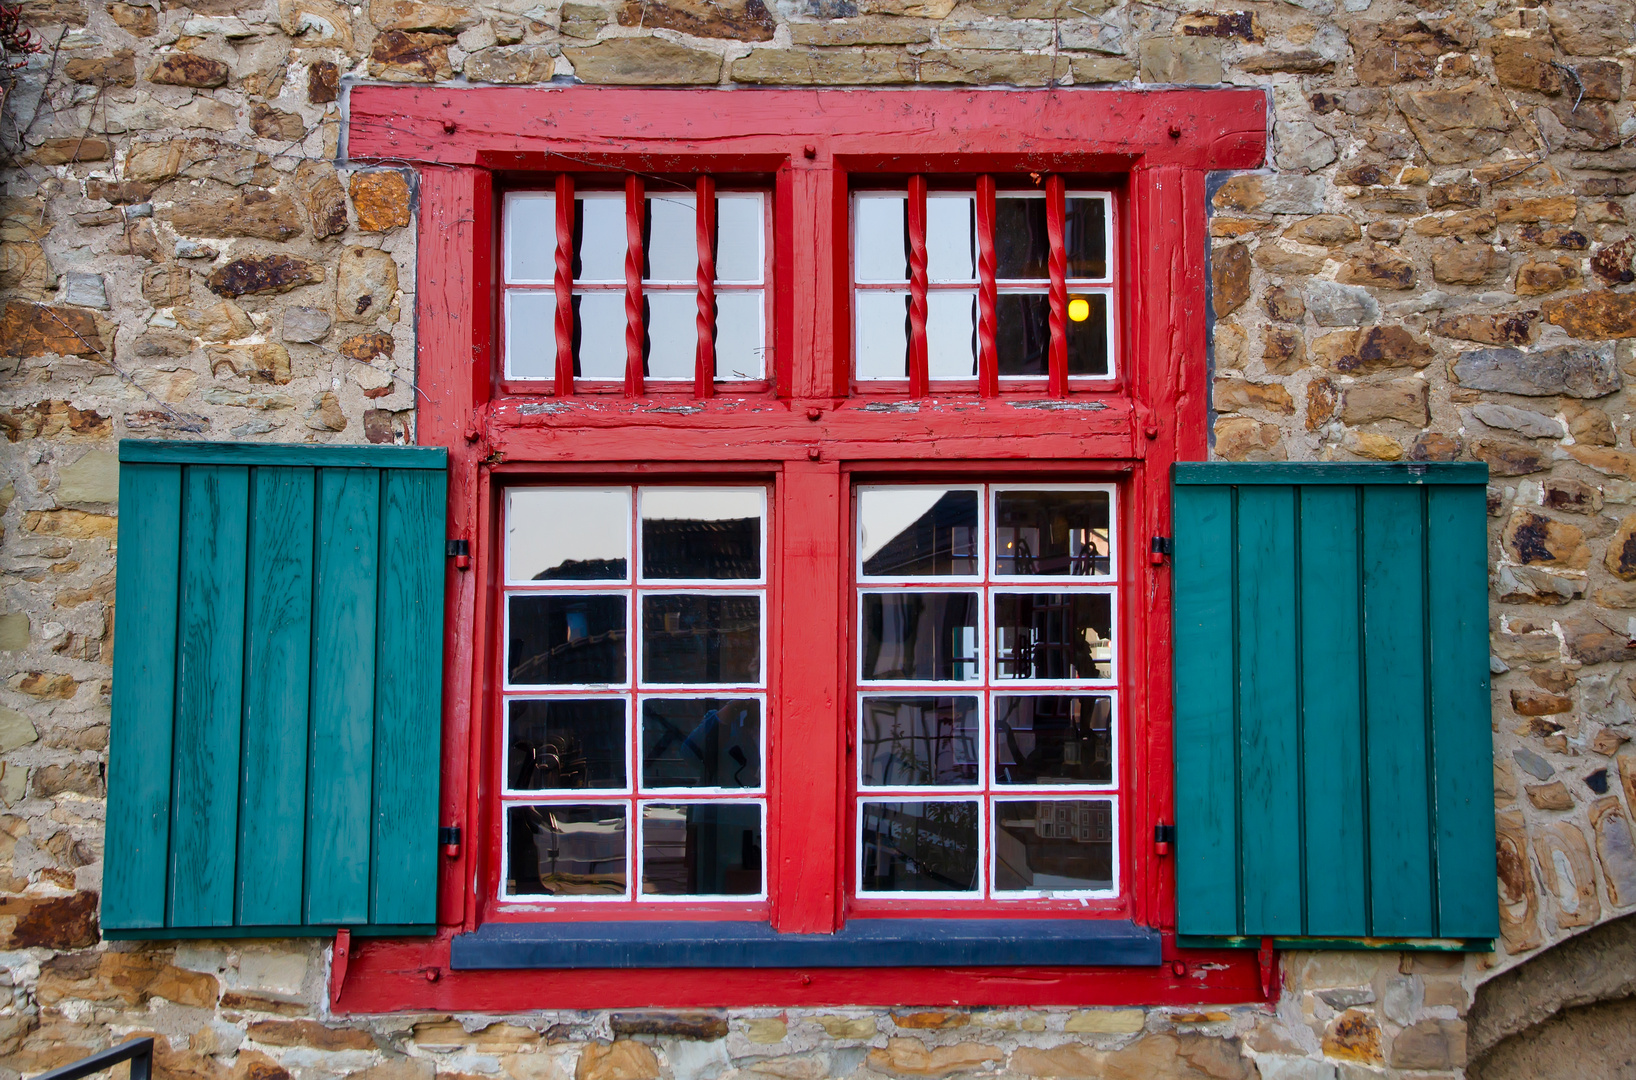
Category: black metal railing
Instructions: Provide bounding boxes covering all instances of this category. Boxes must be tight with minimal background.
[31,1037,152,1080]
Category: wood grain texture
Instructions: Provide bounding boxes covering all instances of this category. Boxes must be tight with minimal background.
[121,441,446,469]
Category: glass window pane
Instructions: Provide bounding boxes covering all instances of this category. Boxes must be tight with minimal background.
[714,291,763,380]
[927,194,975,282]
[644,292,697,381]
[507,487,628,582]
[573,292,625,380]
[993,592,1113,681]
[859,696,979,787]
[507,698,627,790]
[860,800,979,893]
[1067,293,1110,377]
[716,195,762,283]
[861,592,980,682]
[508,594,627,685]
[505,290,556,380]
[641,802,762,895]
[641,698,762,789]
[855,290,909,380]
[855,194,908,282]
[996,292,1049,377]
[575,194,625,282]
[1065,197,1108,280]
[993,799,1113,892]
[995,196,1048,280]
[860,487,978,578]
[645,194,696,282]
[993,695,1113,786]
[994,489,1112,577]
[505,192,555,283]
[506,804,627,897]
[927,291,976,380]
[642,594,762,684]
[642,488,763,580]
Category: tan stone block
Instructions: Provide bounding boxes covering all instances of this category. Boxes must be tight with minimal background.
[790,18,933,46]
[1344,429,1403,460]
[1501,510,1590,569]
[109,1,159,35]
[250,104,306,141]
[1568,444,1636,479]
[1432,240,1508,285]
[730,47,899,85]
[1306,377,1336,430]
[811,1015,876,1039]
[1210,242,1249,315]
[1338,247,1416,289]
[465,43,557,84]
[1431,311,1538,346]
[1214,416,1285,461]
[1413,209,1498,237]
[1313,326,1433,374]
[1138,36,1222,85]
[1339,378,1428,425]
[1322,1009,1383,1064]
[0,611,25,647]
[616,0,773,40]
[1283,214,1361,246]
[1515,257,1581,296]
[34,137,111,165]
[246,1019,377,1051]
[1009,1044,1104,1078]
[1589,795,1636,907]
[349,171,413,232]
[741,1017,787,1043]
[742,1053,828,1080]
[1394,82,1518,165]
[0,706,37,751]
[298,162,350,239]
[148,52,230,88]
[206,256,325,299]
[167,188,305,242]
[57,449,117,504]
[1262,326,1304,375]
[1534,819,1601,928]
[566,39,723,84]
[1254,238,1328,274]
[1389,1018,1466,1070]
[22,510,116,540]
[368,30,455,81]
[893,1011,968,1029]
[0,300,113,359]
[1526,780,1575,810]
[279,0,357,49]
[1542,291,1636,340]
[915,50,1062,86]
[1214,377,1294,415]
[337,246,401,324]
[1496,196,1578,224]
[210,344,293,385]
[575,1041,659,1080]
[868,1038,1003,1078]
[1064,1008,1144,1034]
[370,0,478,31]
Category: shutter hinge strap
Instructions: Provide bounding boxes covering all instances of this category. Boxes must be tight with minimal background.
[330,928,351,1006]
[1150,536,1173,565]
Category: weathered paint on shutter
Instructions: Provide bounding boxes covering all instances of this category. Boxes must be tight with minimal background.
[1172,462,1498,948]
[103,441,447,938]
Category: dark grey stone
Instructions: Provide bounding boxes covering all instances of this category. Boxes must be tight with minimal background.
[1305,280,1379,326]
[1452,344,1621,398]
[1514,747,1555,781]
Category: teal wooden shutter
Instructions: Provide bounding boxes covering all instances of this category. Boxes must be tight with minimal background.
[1172,462,1497,949]
[103,441,447,938]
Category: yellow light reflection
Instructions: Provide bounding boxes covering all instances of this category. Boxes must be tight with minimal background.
[1067,296,1091,322]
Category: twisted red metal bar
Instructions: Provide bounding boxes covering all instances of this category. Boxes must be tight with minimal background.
[695,175,716,398]
[1046,174,1068,397]
[976,175,998,397]
[624,173,645,396]
[553,174,574,395]
[907,174,929,397]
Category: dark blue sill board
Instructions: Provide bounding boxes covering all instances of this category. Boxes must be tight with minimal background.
[450,919,1162,970]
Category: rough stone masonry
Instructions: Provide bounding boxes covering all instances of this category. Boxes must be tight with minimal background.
[0,0,1633,1077]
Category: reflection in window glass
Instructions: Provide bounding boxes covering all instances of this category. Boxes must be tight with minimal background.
[993,695,1113,786]
[996,293,1049,377]
[506,804,627,897]
[859,696,979,787]
[855,290,909,380]
[508,594,627,685]
[860,800,979,893]
[994,490,1112,577]
[1065,197,1108,280]
[641,803,763,895]
[644,194,696,282]
[642,698,761,789]
[642,594,761,684]
[855,194,908,281]
[995,197,1048,280]
[715,194,763,283]
[1066,293,1110,377]
[507,488,629,582]
[993,592,1113,681]
[992,799,1113,893]
[573,195,626,281]
[573,292,626,380]
[861,592,979,682]
[860,488,979,577]
[641,488,762,580]
[508,699,627,790]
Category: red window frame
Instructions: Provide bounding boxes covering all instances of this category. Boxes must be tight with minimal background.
[338,86,1269,1012]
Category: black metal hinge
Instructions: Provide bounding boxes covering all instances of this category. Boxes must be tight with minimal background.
[446,538,471,570]
[1154,823,1176,855]
[1150,536,1173,565]
[439,825,461,846]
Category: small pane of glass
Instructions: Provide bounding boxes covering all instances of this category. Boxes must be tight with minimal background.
[1065,197,1108,280]
[992,592,1113,681]
[856,194,908,282]
[641,698,762,789]
[996,292,1049,377]
[1066,293,1110,377]
[507,487,629,582]
[508,594,627,685]
[855,291,909,379]
[641,802,763,895]
[506,803,627,897]
[927,291,976,380]
[927,194,976,283]
[573,292,625,379]
[716,195,762,283]
[507,698,627,790]
[860,487,979,578]
[644,292,696,381]
[859,696,980,787]
[714,291,763,379]
[505,290,556,379]
[642,488,763,580]
[995,196,1048,280]
[505,192,555,283]
[993,695,1113,786]
[861,592,980,682]
[574,194,625,282]
[644,194,696,282]
[994,490,1112,577]
[993,799,1113,893]
[642,594,762,684]
[860,800,979,893]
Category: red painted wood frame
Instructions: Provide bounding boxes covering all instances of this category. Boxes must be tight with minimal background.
[341,87,1267,1011]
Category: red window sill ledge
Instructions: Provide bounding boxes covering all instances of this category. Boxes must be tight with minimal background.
[449,918,1162,970]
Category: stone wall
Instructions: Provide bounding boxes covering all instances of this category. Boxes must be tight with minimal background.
[0,0,1632,1077]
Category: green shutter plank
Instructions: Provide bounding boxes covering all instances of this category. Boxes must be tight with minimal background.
[104,464,183,931]
[238,467,316,926]
[170,465,251,928]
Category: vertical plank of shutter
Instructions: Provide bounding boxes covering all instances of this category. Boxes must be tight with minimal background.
[553,173,575,395]
[371,468,447,926]
[975,175,998,398]
[306,467,381,925]
[1427,483,1499,939]
[1045,174,1068,398]
[1171,482,1239,936]
[624,174,646,396]
[1362,485,1435,936]
[169,465,249,928]
[695,175,717,398]
[1298,485,1368,936]
[237,467,315,926]
[906,175,929,398]
[1235,485,1303,935]
[104,463,182,930]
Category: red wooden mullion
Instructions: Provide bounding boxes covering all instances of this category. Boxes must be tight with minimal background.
[553,174,575,395]
[625,174,645,396]
[695,175,717,398]
[906,175,929,397]
[975,175,998,397]
[1045,174,1068,397]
